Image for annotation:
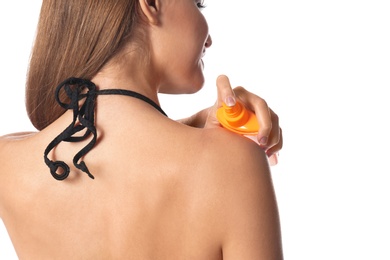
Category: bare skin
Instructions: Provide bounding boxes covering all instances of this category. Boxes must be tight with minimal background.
[0,0,283,258]
[0,93,282,259]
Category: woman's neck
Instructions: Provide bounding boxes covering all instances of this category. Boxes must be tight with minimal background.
[91,71,161,107]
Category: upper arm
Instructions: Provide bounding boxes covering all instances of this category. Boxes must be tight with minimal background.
[214,138,283,260]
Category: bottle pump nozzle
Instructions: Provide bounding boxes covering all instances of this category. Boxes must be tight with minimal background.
[217,100,259,135]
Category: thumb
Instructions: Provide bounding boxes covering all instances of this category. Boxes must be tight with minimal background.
[216,74,236,107]
[204,74,236,129]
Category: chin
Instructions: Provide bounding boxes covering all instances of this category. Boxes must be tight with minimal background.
[185,65,206,93]
[160,72,205,94]
[184,74,205,94]
[159,83,204,95]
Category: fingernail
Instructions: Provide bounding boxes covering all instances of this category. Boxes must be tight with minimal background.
[268,153,279,166]
[259,136,268,146]
[224,96,236,107]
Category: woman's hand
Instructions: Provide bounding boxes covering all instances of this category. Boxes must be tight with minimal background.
[208,75,282,165]
[179,75,282,166]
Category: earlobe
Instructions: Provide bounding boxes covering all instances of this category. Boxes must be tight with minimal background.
[139,0,160,25]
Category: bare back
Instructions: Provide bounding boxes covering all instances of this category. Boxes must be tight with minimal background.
[0,97,282,259]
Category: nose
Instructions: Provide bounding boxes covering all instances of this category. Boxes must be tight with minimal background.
[205,35,212,48]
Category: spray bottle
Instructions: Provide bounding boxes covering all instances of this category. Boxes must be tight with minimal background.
[216,100,260,144]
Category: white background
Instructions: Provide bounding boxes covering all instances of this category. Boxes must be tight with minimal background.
[1,1,389,259]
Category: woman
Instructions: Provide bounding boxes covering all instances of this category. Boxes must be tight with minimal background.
[0,0,283,259]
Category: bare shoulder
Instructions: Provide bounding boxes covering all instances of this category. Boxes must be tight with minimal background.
[198,127,270,178]
[0,132,38,173]
[0,131,37,140]
[0,131,36,158]
[197,128,283,259]
[0,132,35,215]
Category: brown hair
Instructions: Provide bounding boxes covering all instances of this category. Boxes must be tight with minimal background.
[26,0,143,130]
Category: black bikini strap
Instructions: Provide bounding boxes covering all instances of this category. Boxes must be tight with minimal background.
[97,89,167,117]
[44,77,167,181]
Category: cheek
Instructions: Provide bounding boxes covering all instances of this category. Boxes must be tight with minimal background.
[180,11,209,48]
[181,15,209,62]
[189,13,209,49]
[198,14,209,42]
[158,12,208,93]
[168,17,208,67]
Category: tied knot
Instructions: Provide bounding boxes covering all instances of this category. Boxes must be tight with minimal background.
[44,77,168,181]
[44,78,98,181]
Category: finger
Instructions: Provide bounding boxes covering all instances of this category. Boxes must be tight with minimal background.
[268,153,279,166]
[233,87,272,146]
[266,127,283,157]
[203,74,236,129]
[266,126,282,166]
[203,102,220,129]
[254,102,273,147]
[262,108,280,149]
[216,75,236,107]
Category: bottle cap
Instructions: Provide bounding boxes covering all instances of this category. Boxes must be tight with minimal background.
[217,101,259,135]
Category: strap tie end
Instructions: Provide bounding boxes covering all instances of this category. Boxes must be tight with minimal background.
[49,161,70,181]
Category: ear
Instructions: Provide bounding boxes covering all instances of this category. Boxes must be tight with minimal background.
[139,0,160,25]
